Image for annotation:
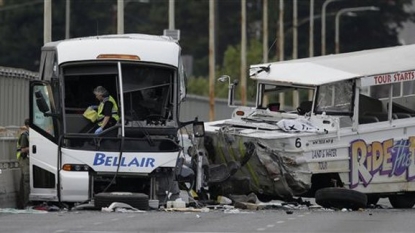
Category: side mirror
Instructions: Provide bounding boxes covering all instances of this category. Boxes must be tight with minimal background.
[35,90,50,113]
[218,75,239,107]
[193,121,205,138]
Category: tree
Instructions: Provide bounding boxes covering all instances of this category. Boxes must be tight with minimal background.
[0,0,414,75]
[0,0,44,71]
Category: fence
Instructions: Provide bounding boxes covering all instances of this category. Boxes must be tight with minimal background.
[0,67,38,208]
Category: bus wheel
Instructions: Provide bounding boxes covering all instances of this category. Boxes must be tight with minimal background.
[366,194,380,207]
[315,187,367,210]
[388,194,415,209]
[94,192,149,210]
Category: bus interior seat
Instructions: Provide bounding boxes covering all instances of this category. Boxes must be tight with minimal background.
[67,114,94,133]
[363,112,397,121]
[297,101,312,115]
[358,116,379,124]
[394,113,412,119]
[267,103,280,112]
[359,94,385,113]
[389,101,415,115]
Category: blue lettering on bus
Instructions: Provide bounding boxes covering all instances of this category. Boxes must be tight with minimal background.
[93,153,155,167]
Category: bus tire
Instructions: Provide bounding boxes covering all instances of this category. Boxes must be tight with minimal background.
[366,194,380,207]
[388,194,415,209]
[94,192,149,210]
[315,187,367,210]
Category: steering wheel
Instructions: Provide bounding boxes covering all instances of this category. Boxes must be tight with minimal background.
[297,107,305,115]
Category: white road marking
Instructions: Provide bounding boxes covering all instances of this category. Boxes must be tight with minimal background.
[276,220,285,224]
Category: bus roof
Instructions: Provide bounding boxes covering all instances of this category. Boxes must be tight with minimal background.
[43,34,181,67]
[250,44,415,86]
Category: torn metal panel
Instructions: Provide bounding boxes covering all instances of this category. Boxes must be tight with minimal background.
[204,126,310,200]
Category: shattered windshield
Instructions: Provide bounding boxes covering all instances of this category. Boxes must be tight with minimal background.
[258,83,313,113]
[315,80,353,115]
[122,64,173,121]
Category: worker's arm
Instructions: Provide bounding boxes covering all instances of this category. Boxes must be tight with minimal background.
[101,116,110,129]
[20,147,29,154]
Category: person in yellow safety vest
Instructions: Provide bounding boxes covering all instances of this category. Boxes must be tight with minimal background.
[16,118,30,209]
[91,86,119,134]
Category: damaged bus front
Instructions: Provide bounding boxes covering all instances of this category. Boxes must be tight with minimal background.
[28,34,202,209]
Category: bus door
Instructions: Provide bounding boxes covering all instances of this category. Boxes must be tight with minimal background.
[29,81,60,202]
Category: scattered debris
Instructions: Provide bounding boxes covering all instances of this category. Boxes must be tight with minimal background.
[217,196,232,205]
[0,208,48,214]
[101,202,146,213]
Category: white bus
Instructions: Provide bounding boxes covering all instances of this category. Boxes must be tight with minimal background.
[28,34,203,209]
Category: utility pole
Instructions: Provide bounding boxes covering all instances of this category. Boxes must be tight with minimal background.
[308,0,314,101]
[241,0,247,106]
[292,0,299,109]
[263,0,268,63]
[278,0,284,61]
[44,0,51,44]
[169,0,175,29]
[309,0,314,57]
[262,0,269,107]
[278,0,285,108]
[117,0,124,34]
[65,0,70,39]
[209,0,215,121]
[292,0,297,59]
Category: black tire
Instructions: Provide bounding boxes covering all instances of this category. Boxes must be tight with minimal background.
[366,194,380,206]
[94,192,149,210]
[388,194,415,209]
[315,188,367,210]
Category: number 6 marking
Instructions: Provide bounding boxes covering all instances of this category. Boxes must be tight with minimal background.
[295,138,301,148]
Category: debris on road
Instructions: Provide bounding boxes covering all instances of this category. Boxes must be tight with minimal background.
[101,202,146,213]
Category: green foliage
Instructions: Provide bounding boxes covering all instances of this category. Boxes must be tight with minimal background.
[186,76,209,96]
[0,0,414,76]
[187,38,264,101]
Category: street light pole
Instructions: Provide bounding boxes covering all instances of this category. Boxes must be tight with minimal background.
[321,0,342,55]
[335,6,379,54]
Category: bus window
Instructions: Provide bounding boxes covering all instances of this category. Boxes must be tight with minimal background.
[32,85,55,137]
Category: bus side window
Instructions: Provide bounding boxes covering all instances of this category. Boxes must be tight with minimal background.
[32,85,55,137]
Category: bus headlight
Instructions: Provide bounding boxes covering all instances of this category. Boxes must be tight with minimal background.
[62,164,90,172]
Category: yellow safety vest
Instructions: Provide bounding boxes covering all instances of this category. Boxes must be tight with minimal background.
[96,95,119,126]
[16,131,29,160]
